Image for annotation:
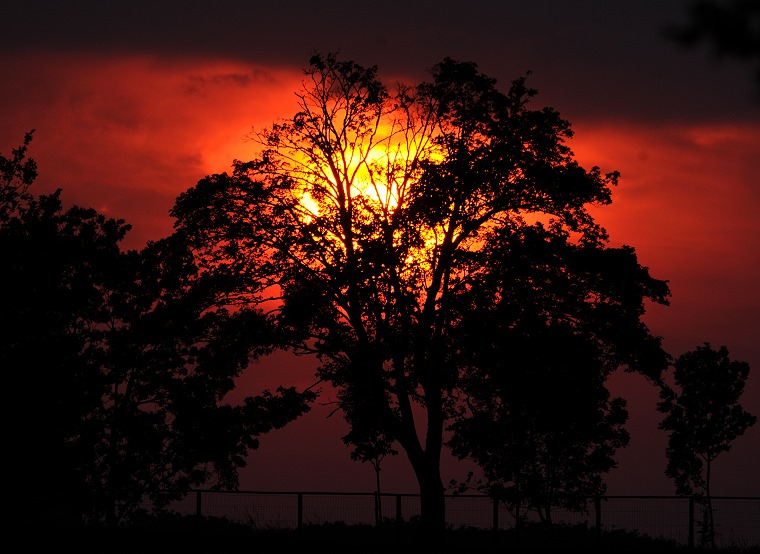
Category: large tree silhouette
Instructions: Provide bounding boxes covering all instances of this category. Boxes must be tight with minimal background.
[169,53,670,531]
[1,134,313,528]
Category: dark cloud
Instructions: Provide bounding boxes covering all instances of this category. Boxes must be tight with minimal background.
[3,1,758,122]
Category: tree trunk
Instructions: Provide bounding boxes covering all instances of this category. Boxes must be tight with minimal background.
[409,451,446,534]
[387,359,446,535]
[374,461,382,526]
[705,458,716,550]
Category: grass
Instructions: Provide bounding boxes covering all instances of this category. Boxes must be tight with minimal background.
[23,513,760,553]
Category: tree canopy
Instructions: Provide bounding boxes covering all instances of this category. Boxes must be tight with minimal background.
[448,319,631,526]
[168,53,671,530]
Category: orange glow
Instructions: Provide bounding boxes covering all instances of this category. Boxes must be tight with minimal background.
[2,50,758,498]
[0,53,305,249]
[280,119,440,220]
[299,190,320,220]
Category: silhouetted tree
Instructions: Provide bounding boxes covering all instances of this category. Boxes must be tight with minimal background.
[658,343,757,549]
[448,320,631,527]
[2,131,106,527]
[344,422,397,525]
[668,0,760,91]
[169,53,670,531]
[80,233,315,526]
[0,129,37,219]
[0,134,314,528]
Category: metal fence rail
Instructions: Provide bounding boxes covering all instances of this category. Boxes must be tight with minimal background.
[155,491,760,549]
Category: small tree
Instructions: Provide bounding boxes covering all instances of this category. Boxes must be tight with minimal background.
[658,343,757,549]
[344,425,397,526]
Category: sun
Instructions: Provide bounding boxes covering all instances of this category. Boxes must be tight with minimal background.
[293,121,441,224]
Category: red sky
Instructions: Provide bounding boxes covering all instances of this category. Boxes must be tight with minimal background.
[2,1,758,496]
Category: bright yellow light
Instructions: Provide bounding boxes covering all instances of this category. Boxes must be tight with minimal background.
[299,190,320,221]
[289,119,440,221]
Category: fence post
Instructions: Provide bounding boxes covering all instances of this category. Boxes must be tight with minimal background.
[195,490,202,518]
[688,497,695,550]
[492,497,499,533]
[594,495,602,536]
[395,494,402,526]
[297,493,303,530]
[491,496,500,546]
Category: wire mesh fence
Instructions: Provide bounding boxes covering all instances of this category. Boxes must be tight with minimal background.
[599,496,690,544]
[154,491,759,549]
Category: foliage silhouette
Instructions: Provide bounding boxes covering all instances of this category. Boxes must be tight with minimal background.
[168,53,671,532]
[448,320,631,527]
[658,343,757,549]
[0,129,37,219]
[0,134,314,529]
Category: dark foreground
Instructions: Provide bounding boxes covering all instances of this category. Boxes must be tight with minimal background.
[20,515,760,554]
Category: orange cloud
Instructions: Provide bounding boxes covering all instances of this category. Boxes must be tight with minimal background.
[1,53,304,249]
[570,121,760,494]
[571,121,760,349]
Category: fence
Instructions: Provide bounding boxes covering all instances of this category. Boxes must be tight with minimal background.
[151,491,760,549]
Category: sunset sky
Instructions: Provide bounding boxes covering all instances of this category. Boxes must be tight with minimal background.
[2,1,758,496]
